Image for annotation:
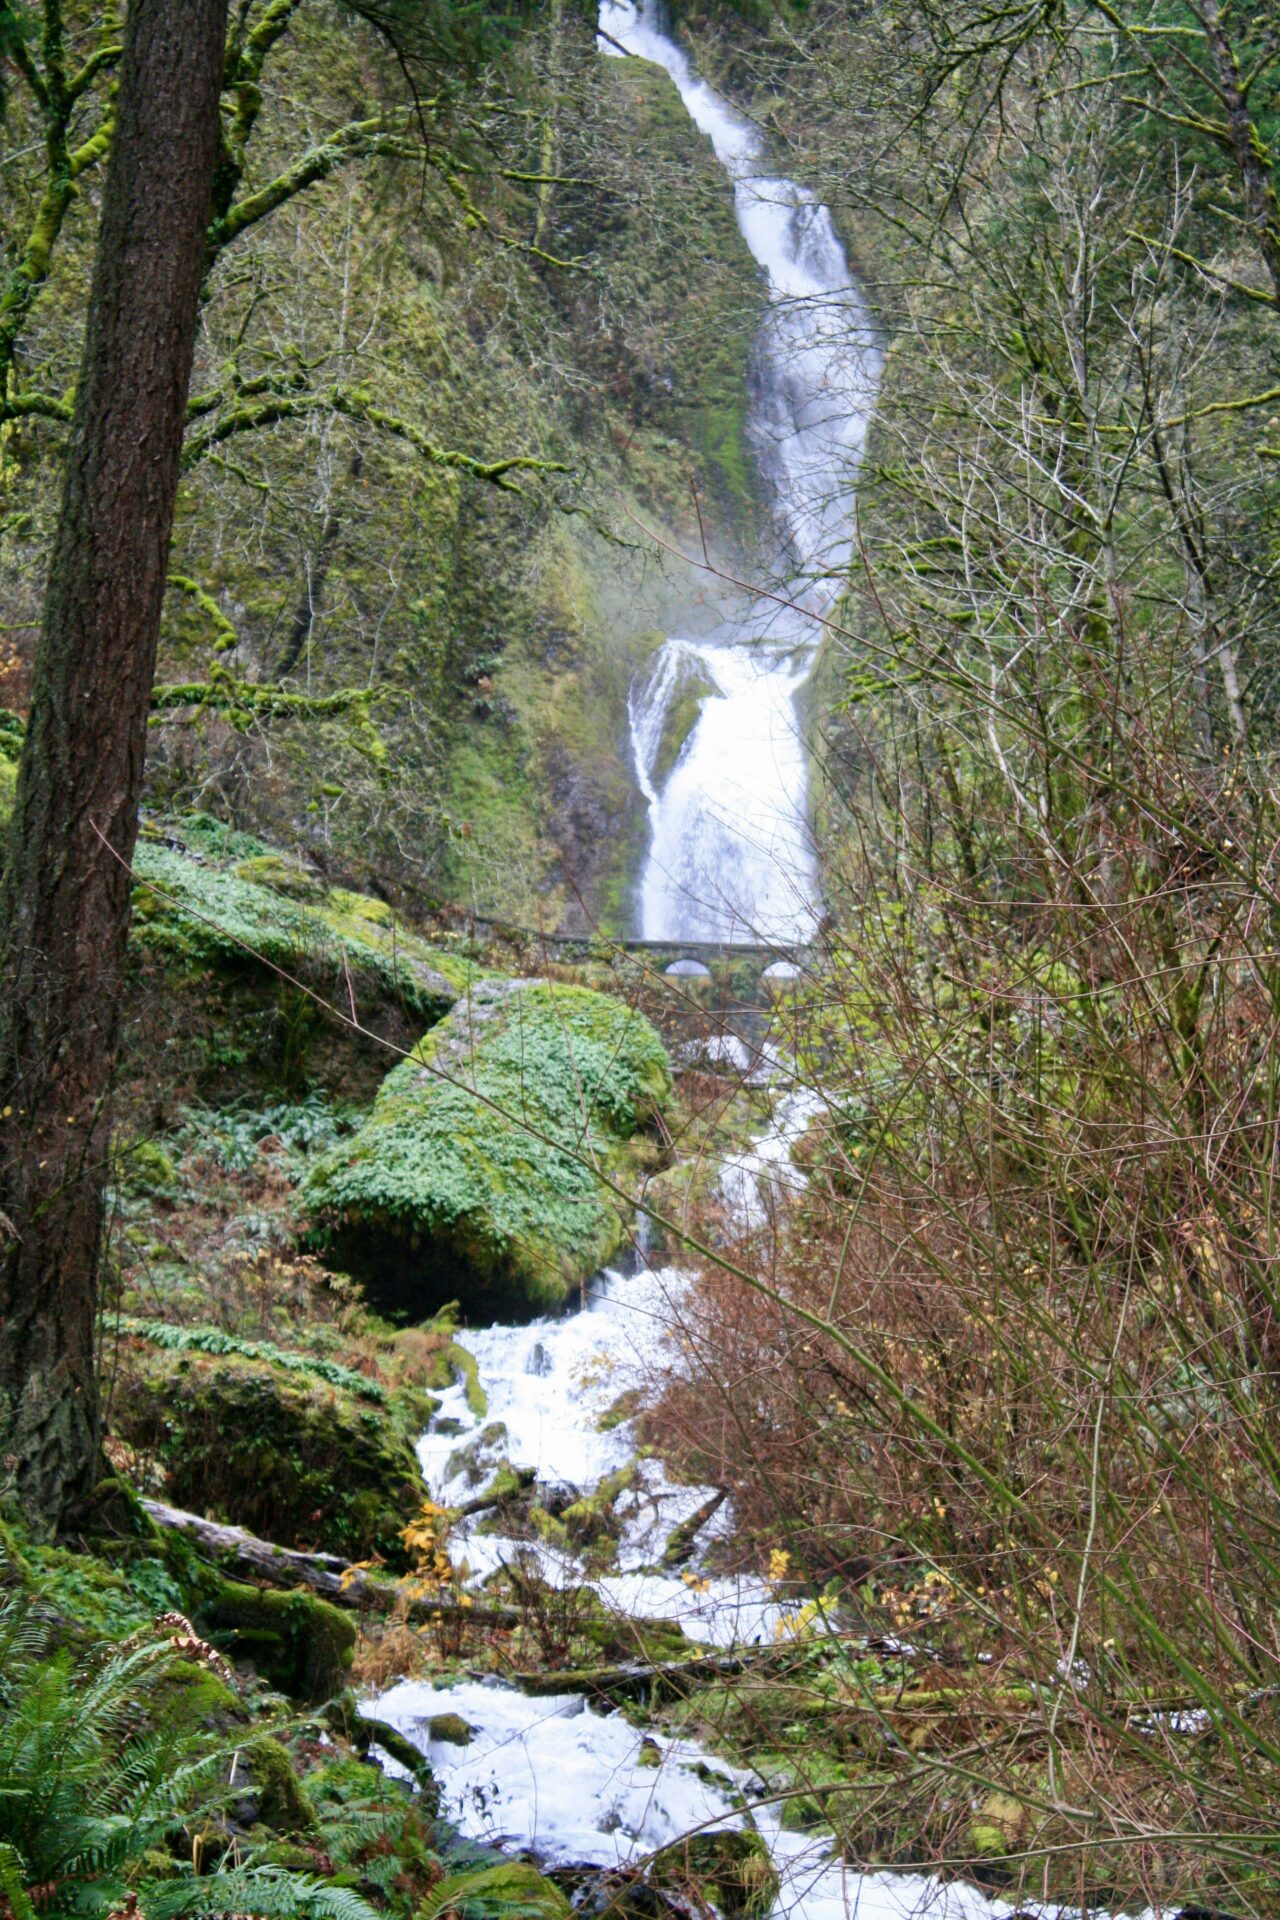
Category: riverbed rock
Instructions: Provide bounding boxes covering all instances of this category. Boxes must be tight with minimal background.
[426,1711,475,1745]
[305,979,672,1319]
[445,1421,510,1489]
[575,1869,691,1920]
[424,1863,572,1920]
[651,1832,778,1920]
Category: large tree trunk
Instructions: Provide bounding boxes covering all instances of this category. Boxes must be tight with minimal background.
[0,0,229,1533]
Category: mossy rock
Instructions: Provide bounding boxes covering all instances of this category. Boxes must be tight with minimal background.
[560,1463,637,1550]
[152,1657,247,1739]
[306,979,672,1318]
[649,655,717,791]
[130,834,469,1019]
[423,1863,572,1920]
[445,1422,509,1489]
[427,1711,475,1745]
[651,1832,777,1920]
[247,1735,316,1834]
[969,1790,1028,1860]
[111,1348,425,1565]
[234,853,328,902]
[197,1576,355,1703]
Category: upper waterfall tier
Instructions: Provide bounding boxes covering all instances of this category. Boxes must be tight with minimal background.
[603,0,881,944]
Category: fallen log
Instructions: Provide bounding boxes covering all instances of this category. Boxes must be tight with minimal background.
[142,1498,520,1627]
[510,1649,749,1702]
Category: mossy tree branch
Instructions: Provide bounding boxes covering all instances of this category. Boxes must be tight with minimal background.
[206,114,415,260]
[165,572,240,654]
[149,670,387,764]
[0,4,121,397]
[181,381,568,493]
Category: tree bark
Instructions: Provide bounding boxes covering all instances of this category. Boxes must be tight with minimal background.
[0,0,229,1533]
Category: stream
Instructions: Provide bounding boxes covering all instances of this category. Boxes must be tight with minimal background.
[370,9,1042,1917]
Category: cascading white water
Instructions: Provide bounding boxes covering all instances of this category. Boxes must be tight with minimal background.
[364,21,1066,1918]
[370,1098,1044,1920]
[606,0,882,946]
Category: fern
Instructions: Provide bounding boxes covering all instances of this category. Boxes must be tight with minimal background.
[145,1867,379,1919]
[115,1317,387,1401]
[0,1593,438,1917]
[0,1844,37,1920]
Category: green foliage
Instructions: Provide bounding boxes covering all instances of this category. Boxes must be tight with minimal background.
[130,837,469,1015]
[196,1577,356,1705]
[0,1592,352,1917]
[0,706,21,838]
[652,1832,778,1920]
[173,1092,358,1173]
[306,980,672,1314]
[299,1754,439,1903]
[115,1317,388,1402]
[145,1870,378,1919]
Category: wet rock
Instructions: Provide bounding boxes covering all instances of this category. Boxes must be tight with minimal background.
[427,1711,475,1745]
[446,1421,510,1489]
[575,1870,691,1920]
[651,1831,778,1920]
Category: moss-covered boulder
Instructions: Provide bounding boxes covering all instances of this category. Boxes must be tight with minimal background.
[427,1711,475,1745]
[305,979,672,1318]
[651,1832,777,1920]
[198,1576,355,1704]
[423,1863,571,1920]
[110,1345,425,1565]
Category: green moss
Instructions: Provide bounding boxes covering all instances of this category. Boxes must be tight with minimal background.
[968,1791,1026,1860]
[248,1735,316,1835]
[116,1317,388,1402]
[0,754,16,839]
[198,1577,355,1703]
[131,836,467,1017]
[652,1832,778,1920]
[447,1340,488,1417]
[427,1711,474,1745]
[306,979,672,1318]
[651,660,716,789]
[595,58,766,537]
[423,1864,571,1920]
[110,1348,424,1565]
[596,1387,644,1432]
[151,1657,246,1738]
[561,1462,638,1551]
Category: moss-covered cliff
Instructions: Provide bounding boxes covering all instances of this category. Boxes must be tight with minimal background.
[0,11,767,937]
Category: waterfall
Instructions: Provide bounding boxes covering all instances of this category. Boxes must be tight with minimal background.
[365,24,954,1916]
[603,0,882,946]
